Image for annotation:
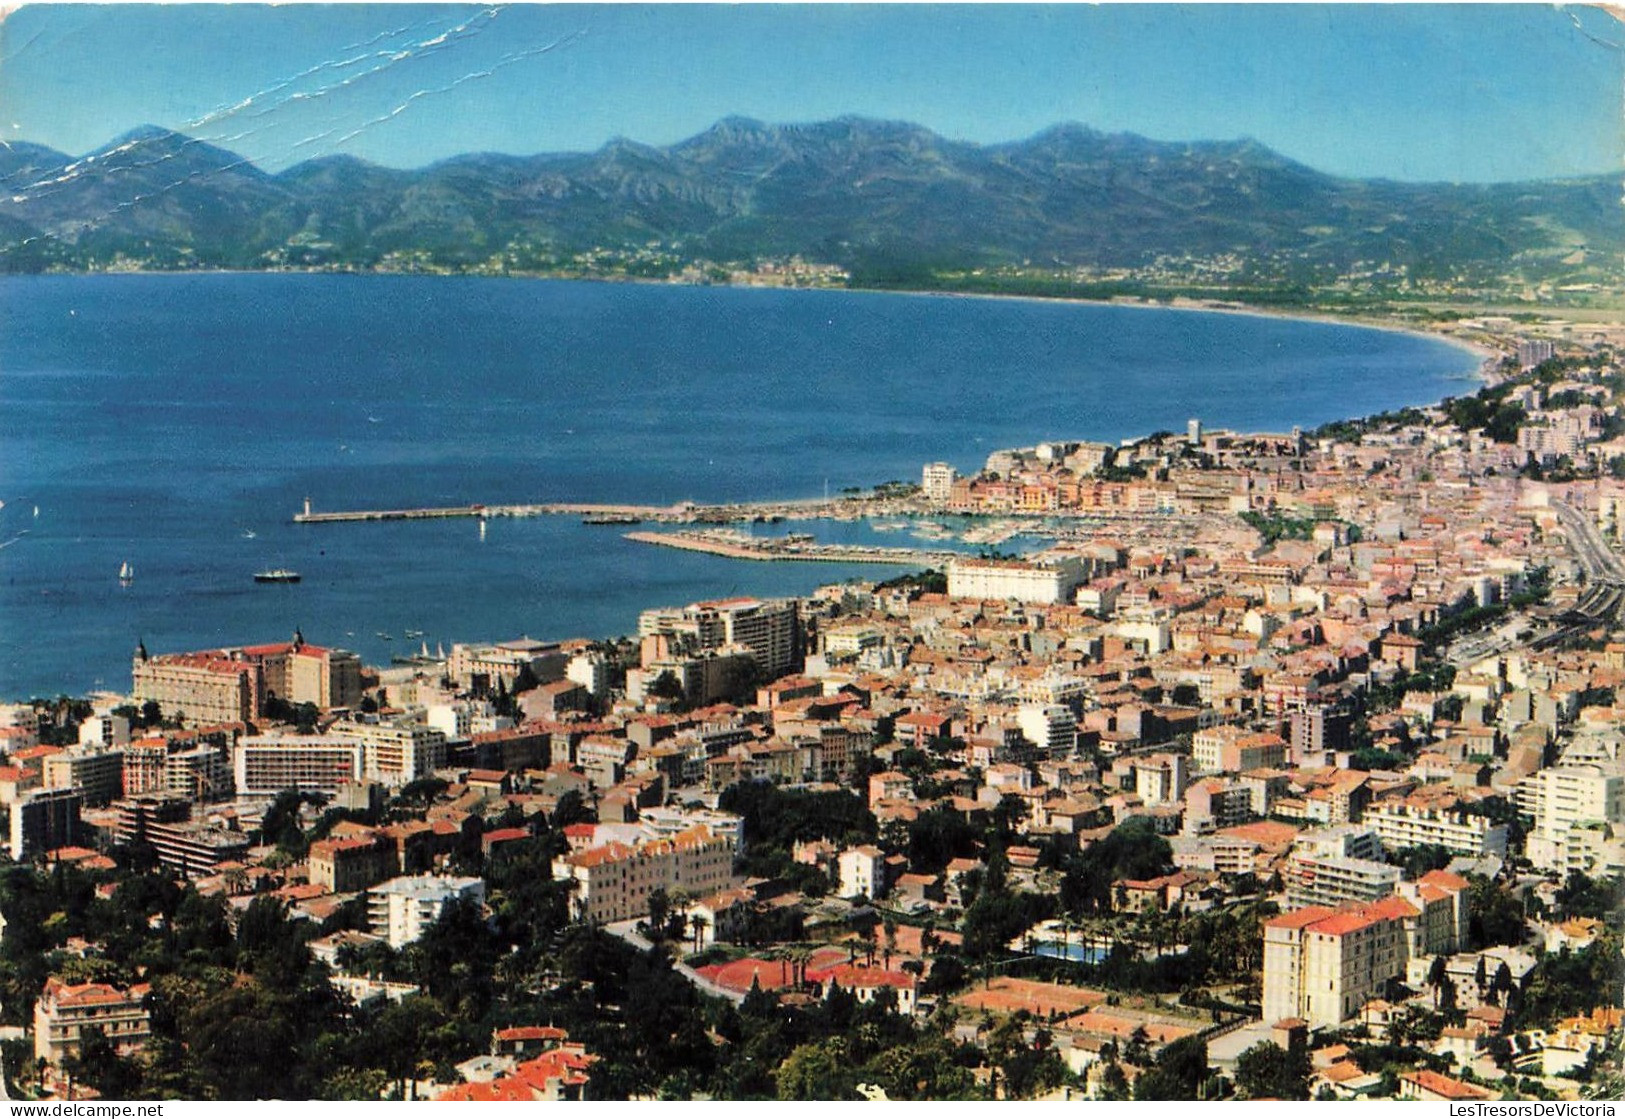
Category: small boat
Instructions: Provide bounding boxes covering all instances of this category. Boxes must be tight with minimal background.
[118,561,133,584]
[253,569,301,583]
[241,529,257,540]
[376,631,393,640]
[404,629,424,639]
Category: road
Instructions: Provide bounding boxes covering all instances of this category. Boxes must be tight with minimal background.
[602,920,746,1005]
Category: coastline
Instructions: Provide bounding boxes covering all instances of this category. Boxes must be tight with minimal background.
[0,271,1540,700]
[12,262,1509,383]
[839,282,1505,385]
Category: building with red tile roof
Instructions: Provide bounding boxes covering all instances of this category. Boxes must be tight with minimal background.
[34,978,152,1066]
[1263,897,1416,1029]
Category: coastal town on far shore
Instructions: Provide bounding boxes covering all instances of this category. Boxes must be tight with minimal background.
[3,312,1625,1103]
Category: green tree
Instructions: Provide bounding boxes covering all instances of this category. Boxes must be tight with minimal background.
[65,1025,143,1099]
[777,1037,856,1100]
[1234,1039,1310,1100]
[1133,1036,1209,1100]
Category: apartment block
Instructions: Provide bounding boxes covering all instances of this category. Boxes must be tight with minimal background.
[1365,801,1508,857]
[42,747,125,806]
[1283,851,1401,910]
[234,735,363,797]
[639,597,802,678]
[332,720,448,786]
[367,875,486,948]
[1517,764,1625,872]
[112,795,251,876]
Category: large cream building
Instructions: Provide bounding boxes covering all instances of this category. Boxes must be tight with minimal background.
[1263,870,1471,1029]
[131,649,259,727]
[1263,897,1416,1029]
[553,825,736,925]
[946,556,1085,605]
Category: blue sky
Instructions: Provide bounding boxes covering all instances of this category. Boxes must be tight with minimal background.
[1,4,1619,182]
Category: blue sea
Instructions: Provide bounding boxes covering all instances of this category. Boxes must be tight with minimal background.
[0,274,1477,698]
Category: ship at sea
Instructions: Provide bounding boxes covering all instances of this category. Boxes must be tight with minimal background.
[253,568,301,584]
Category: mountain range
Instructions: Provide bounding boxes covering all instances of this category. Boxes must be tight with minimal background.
[0,117,1617,286]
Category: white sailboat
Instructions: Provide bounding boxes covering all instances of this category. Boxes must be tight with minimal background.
[118,561,133,584]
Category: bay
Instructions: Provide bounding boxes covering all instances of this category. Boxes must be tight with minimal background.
[0,274,1477,699]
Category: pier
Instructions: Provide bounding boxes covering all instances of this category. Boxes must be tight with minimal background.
[294,497,708,525]
[624,529,956,566]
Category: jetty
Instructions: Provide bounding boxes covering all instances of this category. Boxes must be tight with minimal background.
[624,529,955,566]
[294,498,703,525]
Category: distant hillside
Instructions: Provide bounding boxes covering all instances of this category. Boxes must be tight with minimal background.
[0,117,1618,289]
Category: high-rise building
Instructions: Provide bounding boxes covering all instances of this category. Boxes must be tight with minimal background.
[1518,764,1625,872]
[639,597,802,679]
[9,787,84,861]
[234,735,363,796]
[1291,704,1352,765]
[332,720,448,786]
[921,462,959,503]
[367,875,485,948]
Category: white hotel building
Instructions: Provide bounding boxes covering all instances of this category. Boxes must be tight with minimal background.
[946,556,1085,605]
